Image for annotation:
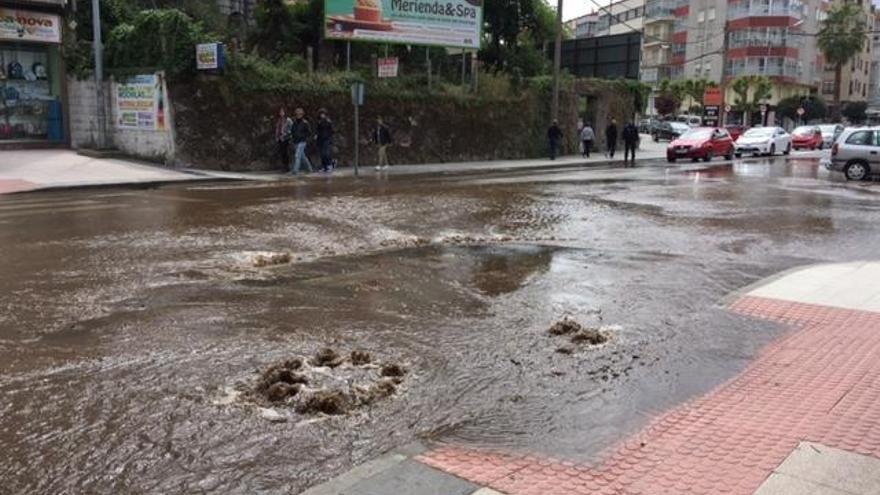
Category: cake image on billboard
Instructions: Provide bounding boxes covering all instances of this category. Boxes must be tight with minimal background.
[328,0,393,32]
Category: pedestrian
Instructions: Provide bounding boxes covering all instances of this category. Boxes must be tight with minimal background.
[316,108,335,173]
[275,107,293,171]
[580,122,595,158]
[373,116,392,171]
[547,120,563,160]
[622,120,639,166]
[605,118,618,159]
[290,107,313,175]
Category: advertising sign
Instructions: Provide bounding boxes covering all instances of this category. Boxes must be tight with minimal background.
[196,43,226,71]
[114,74,167,131]
[0,9,61,43]
[325,0,483,49]
[377,57,399,77]
[703,87,722,107]
[703,105,720,127]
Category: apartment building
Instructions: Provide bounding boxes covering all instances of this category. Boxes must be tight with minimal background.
[868,9,880,118]
[572,0,646,39]
[820,0,874,111]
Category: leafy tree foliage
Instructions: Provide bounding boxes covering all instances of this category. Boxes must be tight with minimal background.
[818,4,867,120]
[842,101,868,124]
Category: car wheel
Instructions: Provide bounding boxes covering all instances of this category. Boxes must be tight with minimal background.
[703,150,714,162]
[724,150,733,160]
[818,142,823,150]
[783,144,791,155]
[653,135,659,142]
[734,152,742,158]
[844,161,870,181]
[768,144,776,156]
[667,157,676,163]
[691,157,699,162]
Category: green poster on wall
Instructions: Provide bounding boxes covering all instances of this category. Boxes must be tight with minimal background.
[324,0,482,49]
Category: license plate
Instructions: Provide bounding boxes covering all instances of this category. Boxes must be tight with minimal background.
[676,148,688,155]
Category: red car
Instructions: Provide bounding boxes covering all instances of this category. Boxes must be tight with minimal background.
[725,124,747,141]
[791,125,824,150]
[666,127,735,163]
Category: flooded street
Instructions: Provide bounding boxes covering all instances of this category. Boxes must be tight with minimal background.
[2,155,879,494]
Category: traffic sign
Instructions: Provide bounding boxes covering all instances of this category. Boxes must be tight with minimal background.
[797,107,805,116]
[724,104,732,113]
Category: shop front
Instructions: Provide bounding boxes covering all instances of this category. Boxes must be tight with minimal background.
[0,4,65,145]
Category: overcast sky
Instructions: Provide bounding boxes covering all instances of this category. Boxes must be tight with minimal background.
[561,0,609,22]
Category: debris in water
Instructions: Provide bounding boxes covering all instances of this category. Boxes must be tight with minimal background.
[250,251,292,267]
[311,348,343,368]
[555,346,574,355]
[350,350,372,366]
[548,317,584,336]
[259,407,287,422]
[570,328,608,346]
[266,383,301,403]
[380,363,406,377]
[296,390,351,415]
[355,379,397,405]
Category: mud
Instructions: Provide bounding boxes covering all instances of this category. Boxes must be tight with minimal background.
[549,317,586,336]
[296,390,352,415]
[570,328,608,346]
[350,350,372,365]
[380,363,407,378]
[4,154,879,493]
[311,348,344,368]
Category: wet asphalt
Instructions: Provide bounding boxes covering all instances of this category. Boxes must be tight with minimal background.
[2,152,879,494]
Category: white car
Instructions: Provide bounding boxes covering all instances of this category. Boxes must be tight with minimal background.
[734,126,792,157]
[818,124,844,148]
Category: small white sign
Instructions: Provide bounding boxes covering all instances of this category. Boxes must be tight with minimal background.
[724,104,732,112]
[797,107,805,116]
[377,57,399,78]
[196,43,220,70]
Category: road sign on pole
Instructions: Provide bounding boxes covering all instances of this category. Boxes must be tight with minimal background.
[351,82,365,176]
[797,107,805,116]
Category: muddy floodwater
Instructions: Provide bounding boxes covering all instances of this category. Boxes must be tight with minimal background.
[2,156,879,493]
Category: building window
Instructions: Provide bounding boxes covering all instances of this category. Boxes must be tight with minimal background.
[708,7,716,20]
[850,80,854,95]
[698,10,705,22]
[822,81,835,94]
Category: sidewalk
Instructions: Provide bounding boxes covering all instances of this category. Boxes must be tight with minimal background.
[0,149,237,194]
[0,135,667,194]
[303,262,880,495]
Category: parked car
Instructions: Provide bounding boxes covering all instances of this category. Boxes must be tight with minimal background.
[725,124,747,141]
[825,126,880,180]
[653,122,690,142]
[639,118,660,134]
[676,115,703,127]
[818,124,845,148]
[791,125,824,150]
[734,126,792,157]
[666,127,735,163]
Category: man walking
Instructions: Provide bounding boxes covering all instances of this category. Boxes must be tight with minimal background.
[547,120,563,160]
[373,116,392,171]
[605,118,618,159]
[316,108,335,173]
[580,122,595,158]
[622,120,639,166]
[290,107,313,175]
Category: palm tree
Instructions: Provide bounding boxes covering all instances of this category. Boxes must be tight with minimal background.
[818,3,867,121]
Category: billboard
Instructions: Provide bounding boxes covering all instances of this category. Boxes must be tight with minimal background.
[324,0,482,49]
[114,74,167,131]
[0,8,61,44]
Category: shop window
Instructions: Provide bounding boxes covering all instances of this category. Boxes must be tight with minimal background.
[1,43,63,142]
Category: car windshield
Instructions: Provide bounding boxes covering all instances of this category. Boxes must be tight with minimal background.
[792,126,815,136]
[818,125,838,134]
[680,129,713,140]
[671,123,690,132]
[742,128,774,138]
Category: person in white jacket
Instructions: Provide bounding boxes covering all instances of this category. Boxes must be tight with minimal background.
[580,123,595,158]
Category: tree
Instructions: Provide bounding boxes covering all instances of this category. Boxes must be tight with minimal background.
[249,0,309,62]
[682,78,717,111]
[818,4,867,121]
[654,94,679,116]
[481,0,557,76]
[731,75,772,125]
[776,95,827,122]
[842,101,868,124]
[106,9,208,77]
[618,80,652,118]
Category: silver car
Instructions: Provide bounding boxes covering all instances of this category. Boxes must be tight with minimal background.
[825,126,880,180]
[818,124,844,148]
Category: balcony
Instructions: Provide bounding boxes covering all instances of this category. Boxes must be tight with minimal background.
[728,1,803,21]
[640,65,674,83]
[644,0,677,22]
[726,58,802,79]
[728,28,804,49]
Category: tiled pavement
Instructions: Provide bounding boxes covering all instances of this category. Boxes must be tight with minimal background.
[414,264,880,495]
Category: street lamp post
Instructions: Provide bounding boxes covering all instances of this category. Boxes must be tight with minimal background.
[92,0,107,149]
[552,0,563,122]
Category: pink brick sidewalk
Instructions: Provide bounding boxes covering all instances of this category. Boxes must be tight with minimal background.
[418,295,880,494]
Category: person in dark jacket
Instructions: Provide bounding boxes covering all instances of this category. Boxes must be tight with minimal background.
[605,118,618,159]
[622,121,640,166]
[274,107,293,171]
[315,109,335,173]
[373,116,392,171]
[290,107,313,175]
[547,120,563,160]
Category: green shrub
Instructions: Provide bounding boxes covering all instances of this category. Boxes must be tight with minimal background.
[106,9,209,78]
